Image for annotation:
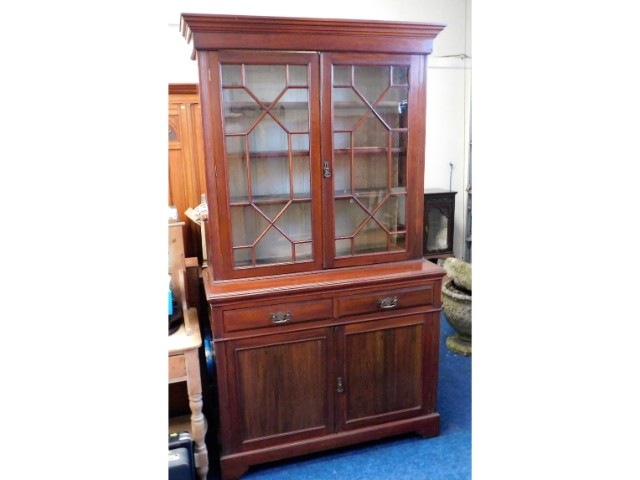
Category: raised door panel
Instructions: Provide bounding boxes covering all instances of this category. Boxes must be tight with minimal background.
[224,328,335,451]
[338,314,437,431]
[205,51,323,280]
[322,53,426,269]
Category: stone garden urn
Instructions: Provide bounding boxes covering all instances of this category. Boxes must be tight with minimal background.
[442,257,472,356]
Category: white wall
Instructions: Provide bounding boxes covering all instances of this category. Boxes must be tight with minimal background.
[168,0,471,260]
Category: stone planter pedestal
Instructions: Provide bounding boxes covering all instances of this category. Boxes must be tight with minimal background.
[442,279,472,356]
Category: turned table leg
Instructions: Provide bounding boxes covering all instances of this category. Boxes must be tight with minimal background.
[185,349,209,480]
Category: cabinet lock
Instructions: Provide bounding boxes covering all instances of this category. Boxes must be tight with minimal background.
[270,312,291,324]
[322,161,332,178]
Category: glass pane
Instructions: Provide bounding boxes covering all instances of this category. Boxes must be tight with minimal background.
[223,88,264,134]
[169,122,178,141]
[230,205,269,247]
[288,65,308,86]
[353,66,390,105]
[335,239,352,257]
[248,114,288,153]
[334,198,368,238]
[354,190,386,215]
[256,203,287,223]
[391,131,408,191]
[389,233,406,251]
[276,202,312,241]
[334,154,351,195]
[391,66,409,86]
[244,65,286,104]
[271,88,309,133]
[292,155,311,198]
[354,219,387,254]
[221,65,243,86]
[333,87,369,131]
[353,114,388,148]
[376,86,409,129]
[250,155,290,200]
[291,132,309,152]
[374,195,406,232]
[295,242,313,261]
[334,132,350,151]
[354,151,388,192]
[227,136,249,202]
[427,208,449,251]
[255,226,293,264]
[334,66,351,86]
[233,248,252,267]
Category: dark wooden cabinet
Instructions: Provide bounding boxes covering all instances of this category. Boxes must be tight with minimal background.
[180,13,446,479]
[206,262,443,479]
[423,189,457,260]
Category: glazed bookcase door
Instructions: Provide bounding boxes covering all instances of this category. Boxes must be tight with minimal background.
[207,51,323,279]
[322,53,426,268]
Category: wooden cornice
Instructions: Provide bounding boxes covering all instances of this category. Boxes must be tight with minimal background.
[180,14,446,57]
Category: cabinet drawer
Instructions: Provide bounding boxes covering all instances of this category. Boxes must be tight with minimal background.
[337,284,434,318]
[223,299,333,332]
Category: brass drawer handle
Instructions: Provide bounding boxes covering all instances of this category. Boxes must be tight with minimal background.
[270,311,291,324]
[378,296,398,310]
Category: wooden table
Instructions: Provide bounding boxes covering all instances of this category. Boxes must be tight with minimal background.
[169,307,208,480]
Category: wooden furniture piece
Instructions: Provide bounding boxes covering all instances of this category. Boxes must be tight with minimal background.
[169,309,208,480]
[169,84,207,261]
[423,189,457,261]
[168,221,208,479]
[180,14,446,479]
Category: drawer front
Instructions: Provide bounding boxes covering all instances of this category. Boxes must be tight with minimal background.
[223,299,333,332]
[168,355,186,382]
[337,284,434,318]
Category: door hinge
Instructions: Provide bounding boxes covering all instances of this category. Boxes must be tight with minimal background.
[337,376,344,393]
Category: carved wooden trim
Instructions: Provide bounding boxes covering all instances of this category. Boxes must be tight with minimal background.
[181,14,446,56]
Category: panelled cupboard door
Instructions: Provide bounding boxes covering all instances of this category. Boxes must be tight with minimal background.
[205,51,324,279]
[336,313,439,431]
[322,53,426,269]
[223,328,336,451]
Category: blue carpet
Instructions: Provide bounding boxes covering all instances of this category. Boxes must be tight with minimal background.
[207,312,471,479]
